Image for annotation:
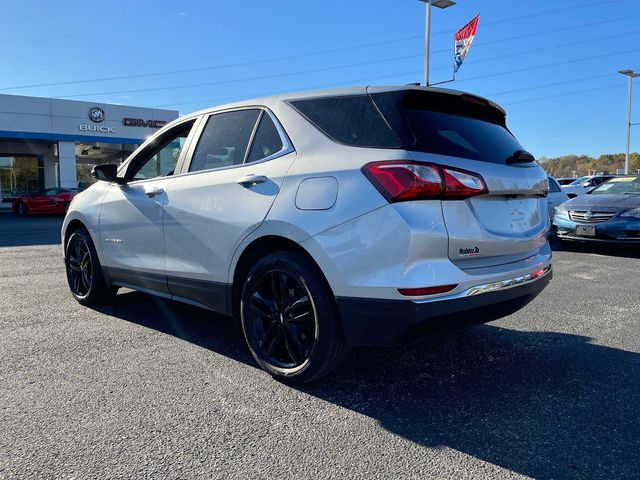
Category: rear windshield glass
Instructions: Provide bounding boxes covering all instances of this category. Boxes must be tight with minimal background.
[370,90,524,164]
[288,95,401,149]
[289,91,525,164]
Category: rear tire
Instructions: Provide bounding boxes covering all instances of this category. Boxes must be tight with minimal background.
[65,228,118,306]
[240,251,349,383]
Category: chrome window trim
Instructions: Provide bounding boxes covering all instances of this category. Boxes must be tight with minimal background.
[260,108,295,160]
[242,110,264,164]
[117,116,200,184]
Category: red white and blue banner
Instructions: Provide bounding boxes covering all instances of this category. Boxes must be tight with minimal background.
[454,14,479,73]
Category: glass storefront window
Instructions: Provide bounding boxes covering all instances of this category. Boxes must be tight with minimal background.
[0,156,40,204]
[75,143,138,191]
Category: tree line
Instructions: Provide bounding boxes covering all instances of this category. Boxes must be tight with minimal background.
[539,153,640,177]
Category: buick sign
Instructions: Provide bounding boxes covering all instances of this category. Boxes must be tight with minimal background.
[79,124,115,133]
[80,106,113,132]
[88,107,105,123]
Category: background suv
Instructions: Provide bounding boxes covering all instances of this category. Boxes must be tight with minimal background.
[62,86,552,382]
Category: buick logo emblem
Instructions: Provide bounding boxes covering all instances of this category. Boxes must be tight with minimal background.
[88,107,105,123]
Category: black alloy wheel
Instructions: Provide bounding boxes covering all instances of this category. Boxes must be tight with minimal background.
[67,234,93,298]
[18,202,28,216]
[248,269,316,368]
[240,251,349,383]
[64,228,117,306]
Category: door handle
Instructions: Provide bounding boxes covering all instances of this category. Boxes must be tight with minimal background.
[144,186,165,197]
[237,174,267,187]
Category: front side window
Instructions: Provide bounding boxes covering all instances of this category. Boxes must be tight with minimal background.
[44,188,58,196]
[247,113,285,163]
[129,120,195,181]
[189,109,261,172]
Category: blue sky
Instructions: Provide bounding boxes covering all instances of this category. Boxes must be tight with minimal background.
[0,0,638,158]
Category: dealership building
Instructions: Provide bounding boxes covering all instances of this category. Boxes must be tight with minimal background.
[0,94,178,208]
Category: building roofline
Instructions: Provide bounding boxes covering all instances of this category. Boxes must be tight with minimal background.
[0,92,178,114]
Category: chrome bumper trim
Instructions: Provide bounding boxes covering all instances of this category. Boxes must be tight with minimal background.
[414,265,552,304]
[464,265,551,297]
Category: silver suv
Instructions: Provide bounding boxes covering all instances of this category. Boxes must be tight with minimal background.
[62,86,552,383]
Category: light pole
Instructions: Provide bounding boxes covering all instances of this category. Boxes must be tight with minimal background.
[419,0,456,86]
[619,69,640,175]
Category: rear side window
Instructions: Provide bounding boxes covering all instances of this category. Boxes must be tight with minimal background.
[190,109,260,172]
[548,178,561,193]
[592,177,610,186]
[247,113,285,163]
[289,95,401,149]
[371,90,524,164]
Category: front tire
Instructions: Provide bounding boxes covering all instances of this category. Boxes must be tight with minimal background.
[65,228,118,306]
[240,251,349,383]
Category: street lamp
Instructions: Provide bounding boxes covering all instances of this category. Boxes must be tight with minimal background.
[619,69,640,175]
[418,0,456,87]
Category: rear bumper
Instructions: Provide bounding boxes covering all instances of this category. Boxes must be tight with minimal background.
[336,267,551,346]
[554,233,640,245]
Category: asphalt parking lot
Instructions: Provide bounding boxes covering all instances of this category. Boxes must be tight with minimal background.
[1,212,639,479]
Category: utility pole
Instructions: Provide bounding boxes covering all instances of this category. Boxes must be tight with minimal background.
[619,70,640,174]
[419,0,456,86]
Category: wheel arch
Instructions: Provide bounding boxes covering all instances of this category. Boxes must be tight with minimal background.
[229,235,331,323]
[63,219,88,251]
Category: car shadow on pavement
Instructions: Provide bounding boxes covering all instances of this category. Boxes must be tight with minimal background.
[98,290,640,480]
[550,236,640,258]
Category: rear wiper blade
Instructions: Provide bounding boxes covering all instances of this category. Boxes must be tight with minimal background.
[505,149,535,164]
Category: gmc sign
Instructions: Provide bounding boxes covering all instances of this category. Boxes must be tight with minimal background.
[122,118,167,128]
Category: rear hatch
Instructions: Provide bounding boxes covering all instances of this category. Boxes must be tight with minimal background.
[369,87,548,269]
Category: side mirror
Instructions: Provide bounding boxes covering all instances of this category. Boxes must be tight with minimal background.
[91,164,123,183]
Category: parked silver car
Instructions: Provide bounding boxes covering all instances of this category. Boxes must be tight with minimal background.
[62,86,552,382]
[547,176,571,221]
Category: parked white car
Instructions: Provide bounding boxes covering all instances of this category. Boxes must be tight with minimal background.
[62,86,552,382]
[547,177,571,221]
[562,175,616,198]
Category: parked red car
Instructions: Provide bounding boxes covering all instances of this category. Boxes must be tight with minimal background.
[12,188,78,216]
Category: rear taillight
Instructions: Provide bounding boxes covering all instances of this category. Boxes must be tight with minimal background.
[362,161,487,202]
